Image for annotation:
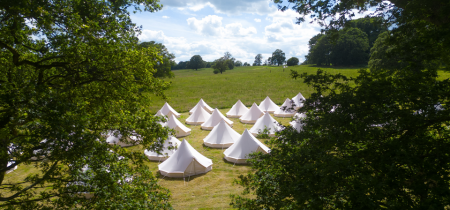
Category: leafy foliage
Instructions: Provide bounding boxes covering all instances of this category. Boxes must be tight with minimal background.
[189,55,204,71]
[212,57,229,74]
[289,69,299,80]
[271,49,286,66]
[232,0,450,209]
[254,54,263,66]
[0,0,173,209]
[139,41,175,78]
[286,57,299,66]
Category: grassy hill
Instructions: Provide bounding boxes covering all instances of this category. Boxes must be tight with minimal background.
[0,65,372,209]
[147,65,363,113]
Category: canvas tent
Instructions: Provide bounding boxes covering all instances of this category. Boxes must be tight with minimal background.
[158,139,213,178]
[223,129,270,164]
[226,100,249,118]
[294,113,307,120]
[6,161,17,174]
[249,112,281,137]
[239,103,264,124]
[274,98,296,117]
[144,136,181,161]
[201,108,233,130]
[155,110,168,127]
[258,96,280,113]
[189,98,214,114]
[159,102,181,118]
[290,113,306,132]
[290,120,304,132]
[186,105,211,125]
[292,92,306,110]
[203,119,241,148]
[106,131,140,147]
[167,115,191,137]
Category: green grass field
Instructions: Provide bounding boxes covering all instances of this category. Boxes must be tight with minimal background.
[7,65,449,209]
[147,65,363,113]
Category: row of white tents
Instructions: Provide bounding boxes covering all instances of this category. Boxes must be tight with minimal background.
[141,93,307,178]
[154,93,306,138]
[144,127,271,178]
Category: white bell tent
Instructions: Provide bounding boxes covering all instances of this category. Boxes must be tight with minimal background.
[239,103,264,124]
[203,119,241,148]
[274,98,296,117]
[158,139,213,178]
[144,136,181,161]
[292,92,306,110]
[294,112,307,120]
[201,108,233,130]
[106,131,140,147]
[189,98,214,114]
[154,110,168,127]
[167,115,191,137]
[226,100,249,118]
[258,96,280,113]
[290,120,304,132]
[290,113,307,132]
[223,129,270,164]
[159,102,181,118]
[186,105,212,125]
[249,112,281,137]
[6,161,17,174]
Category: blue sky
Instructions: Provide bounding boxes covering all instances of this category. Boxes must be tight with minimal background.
[131,0,326,64]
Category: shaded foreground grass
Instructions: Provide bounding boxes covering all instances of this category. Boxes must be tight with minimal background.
[133,110,291,209]
[3,109,291,209]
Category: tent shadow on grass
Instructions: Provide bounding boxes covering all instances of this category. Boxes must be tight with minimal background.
[155,170,209,182]
[222,157,251,166]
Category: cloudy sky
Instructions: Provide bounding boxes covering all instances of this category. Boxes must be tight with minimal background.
[132,0,324,64]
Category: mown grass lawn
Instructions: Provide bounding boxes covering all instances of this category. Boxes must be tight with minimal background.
[146,65,364,113]
[11,65,449,209]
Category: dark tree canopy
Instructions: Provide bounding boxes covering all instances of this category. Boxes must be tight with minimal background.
[254,54,263,66]
[271,49,286,66]
[0,0,173,209]
[235,60,243,67]
[330,28,369,66]
[307,28,369,66]
[189,55,204,70]
[286,57,299,66]
[232,0,450,209]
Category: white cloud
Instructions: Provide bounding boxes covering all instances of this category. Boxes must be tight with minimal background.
[187,15,257,37]
[254,18,261,22]
[160,0,275,15]
[225,23,257,36]
[162,16,169,19]
[187,15,225,36]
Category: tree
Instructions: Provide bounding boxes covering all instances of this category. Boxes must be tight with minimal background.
[243,62,249,66]
[0,0,173,209]
[189,55,204,70]
[232,0,450,209]
[212,57,229,74]
[235,60,243,67]
[254,54,263,66]
[287,57,299,66]
[347,17,387,49]
[223,52,235,70]
[139,41,175,78]
[271,49,286,66]
[267,57,272,65]
[309,35,332,66]
[329,28,369,66]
